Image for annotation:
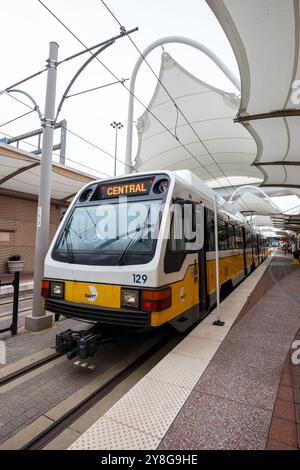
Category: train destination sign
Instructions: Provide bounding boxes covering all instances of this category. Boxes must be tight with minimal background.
[100,179,153,198]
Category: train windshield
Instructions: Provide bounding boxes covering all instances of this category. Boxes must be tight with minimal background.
[52,199,164,266]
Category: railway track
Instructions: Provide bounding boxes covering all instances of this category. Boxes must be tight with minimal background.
[0,313,199,450]
[0,295,33,307]
[0,296,33,321]
[22,331,176,450]
[0,350,62,387]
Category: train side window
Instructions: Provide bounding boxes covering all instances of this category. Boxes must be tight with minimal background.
[218,219,228,250]
[252,234,258,254]
[228,223,235,249]
[235,226,243,249]
[206,209,215,251]
[185,204,204,251]
[246,231,252,249]
[169,204,185,252]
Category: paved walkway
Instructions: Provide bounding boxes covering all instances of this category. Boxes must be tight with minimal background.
[70,254,300,450]
[159,255,300,450]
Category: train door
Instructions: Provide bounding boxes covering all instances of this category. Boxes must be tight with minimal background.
[242,227,247,276]
[165,200,205,329]
[183,201,207,317]
[204,208,216,311]
[190,203,207,317]
[198,208,210,314]
[256,234,260,265]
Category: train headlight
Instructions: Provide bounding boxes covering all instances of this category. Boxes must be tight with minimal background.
[50,281,64,299]
[121,289,139,308]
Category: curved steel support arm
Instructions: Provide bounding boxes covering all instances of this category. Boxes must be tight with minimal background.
[7,88,43,121]
[55,40,115,123]
[228,184,281,212]
[125,35,241,173]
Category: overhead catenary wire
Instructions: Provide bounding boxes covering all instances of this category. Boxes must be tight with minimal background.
[99,1,253,213]
[2,12,136,92]
[37,1,239,195]
[2,90,35,111]
[0,128,112,179]
[3,0,256,211]
[63,126,132,170]
[0,110,121,177]
[37,0,122,80]
[99,0,252,213]
[0,109,35,129]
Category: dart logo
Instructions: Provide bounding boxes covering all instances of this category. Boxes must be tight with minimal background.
[85,286,98,302]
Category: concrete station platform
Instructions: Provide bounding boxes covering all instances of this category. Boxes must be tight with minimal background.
[69,252,300,451]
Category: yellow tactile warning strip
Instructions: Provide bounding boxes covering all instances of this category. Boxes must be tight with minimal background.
[69,258,272,450]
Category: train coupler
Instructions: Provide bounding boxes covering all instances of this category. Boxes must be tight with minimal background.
[56,325,113,360]
[56,329,76,355]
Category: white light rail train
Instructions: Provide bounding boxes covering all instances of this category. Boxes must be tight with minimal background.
[42,170,267,358]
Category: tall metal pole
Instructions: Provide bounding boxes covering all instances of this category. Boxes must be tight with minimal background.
[110,121,123,176]
[213,194,225,326]
[25,42,59,331]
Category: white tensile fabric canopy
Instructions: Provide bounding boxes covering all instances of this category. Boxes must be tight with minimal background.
[133,52,262,190]
[207,0,300,191]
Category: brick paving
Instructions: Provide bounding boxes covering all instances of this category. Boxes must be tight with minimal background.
[159,255,300,450]
[0,304,155,446]
[0,314,102,444]
[0,333,140,444]
[0,317,90,366]
[232,254,295,328]
[266,328,300,450]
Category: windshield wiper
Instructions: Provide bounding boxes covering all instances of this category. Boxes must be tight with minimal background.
[118,208,151,266]
[63,217,74,263]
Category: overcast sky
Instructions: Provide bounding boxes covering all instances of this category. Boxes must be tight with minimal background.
[0,0,239,178]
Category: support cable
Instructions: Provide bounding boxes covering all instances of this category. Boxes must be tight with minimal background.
[38,0,238,193]
[0,128,112,179]
[99,0,252,212]
[66,78,128,99]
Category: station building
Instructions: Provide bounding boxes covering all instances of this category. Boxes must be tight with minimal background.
[0,144,93,274]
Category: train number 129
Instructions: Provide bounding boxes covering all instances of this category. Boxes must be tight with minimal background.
[133,274,148,284]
